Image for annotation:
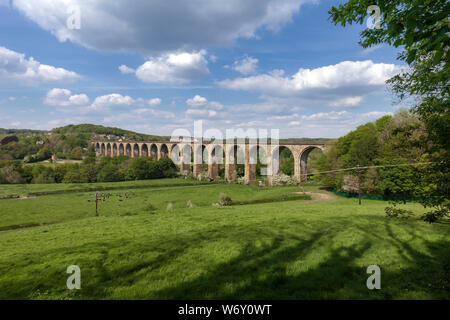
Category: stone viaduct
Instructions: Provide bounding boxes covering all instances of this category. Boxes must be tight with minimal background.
[92,140,326,185]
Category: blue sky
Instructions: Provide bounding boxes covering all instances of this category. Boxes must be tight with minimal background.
[0,0,404,138]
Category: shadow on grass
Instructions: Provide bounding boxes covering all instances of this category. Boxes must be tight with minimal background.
[0,216,448,299]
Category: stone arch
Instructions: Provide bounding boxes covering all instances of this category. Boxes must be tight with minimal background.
[170,144,181,166]
[150,144,158,160]
[249,145,268,180]
[271,145,295,176]
[101,143,106,156]
[208,144,224,179]
[225,144,245,181]
[193,144,206,177]
[112,143,118,156]
[141,144,149,157]
[125,143,132,157]
[160,144,169,158]
[299,146,324,181]
[119,143,125,156]
[133,144,140,158]
[181,144,193,174]
[95,142,100,154]
[106,143,112,157]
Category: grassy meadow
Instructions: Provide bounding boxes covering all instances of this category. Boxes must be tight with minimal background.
[0,179,448,299]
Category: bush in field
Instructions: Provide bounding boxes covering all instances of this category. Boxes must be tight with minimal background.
[271,173,298,186]
[218,193,232,206]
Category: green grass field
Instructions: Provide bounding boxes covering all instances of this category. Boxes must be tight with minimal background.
[0,180,448,299]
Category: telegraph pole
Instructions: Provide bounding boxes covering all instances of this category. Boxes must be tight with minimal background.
[357,165,361,205]
[95,192,99,216]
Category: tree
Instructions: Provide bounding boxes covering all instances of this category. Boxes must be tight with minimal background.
[329,0,449,221]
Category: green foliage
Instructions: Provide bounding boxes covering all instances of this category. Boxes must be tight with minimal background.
[62,166,89,184]
[218,193,232,206]
[31,165,55,184]
[329,0,449,221]
[385,204,413,219]
[316,110,433,200]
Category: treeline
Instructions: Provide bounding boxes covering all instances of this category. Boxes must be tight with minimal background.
[314,110,432,199]
[52,124,166,141]
[0,124,167,162]
[0,156,178,184]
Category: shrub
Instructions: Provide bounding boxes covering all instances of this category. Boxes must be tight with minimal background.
[218,193,232,206]
[385,204,413,219]
[197,172,213,181]
[271,173,298,186]
[236,176,246,184]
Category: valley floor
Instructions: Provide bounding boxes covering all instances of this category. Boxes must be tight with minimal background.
[0,179,448,299]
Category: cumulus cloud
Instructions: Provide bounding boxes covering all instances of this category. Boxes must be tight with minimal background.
[135,51,210,85]
[185,95,223,110]
[90,93,134,111]
[118,64,135,74]
[148,98,162,107]
[186,95,208,107]
[12,0,310,54]
[232,56,258,75]
[44,88,89,106]
[219,60,400,100]
[0,46,80,83]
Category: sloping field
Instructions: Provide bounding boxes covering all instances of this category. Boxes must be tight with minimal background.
[0,181,448,299]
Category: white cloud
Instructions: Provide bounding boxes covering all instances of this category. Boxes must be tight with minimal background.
[135,51,210,85]
[219,60,400,100]
[148,98,162,107]
[0,46,80,83]
[118,64,135,74]
[12,0,311,54]
[185,95,224,111]
[8,97,16,101]
[90,93,134,111]
[186,95,208,107]
[329,96,363,108]
[44,88,89,107]
[232,56,258,75]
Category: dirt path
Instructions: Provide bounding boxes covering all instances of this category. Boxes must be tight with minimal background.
[293,191,337,203]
